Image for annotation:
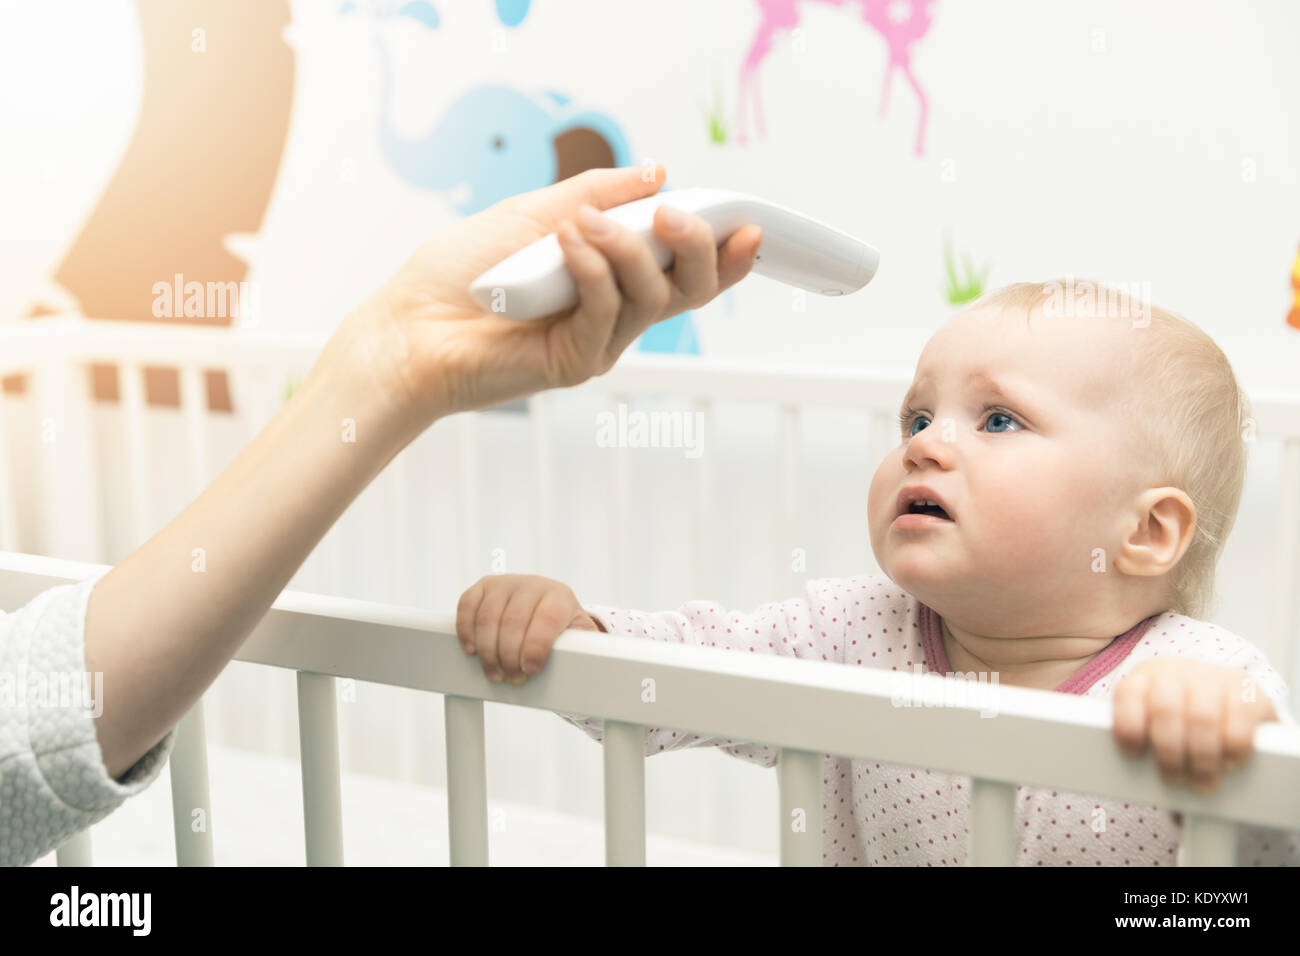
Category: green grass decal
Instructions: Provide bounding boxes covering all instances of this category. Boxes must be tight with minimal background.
[942,234,990,305]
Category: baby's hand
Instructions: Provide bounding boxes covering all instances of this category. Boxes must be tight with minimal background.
[1112,659,1279,793]
[456,574,604,685]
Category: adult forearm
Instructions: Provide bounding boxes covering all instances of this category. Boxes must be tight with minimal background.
[76,164,754,781]
[84,345,419,779]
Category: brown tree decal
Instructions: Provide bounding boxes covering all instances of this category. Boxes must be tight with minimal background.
[4,0,294,413]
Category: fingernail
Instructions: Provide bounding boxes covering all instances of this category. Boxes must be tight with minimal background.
[658,206,686,234]
[507,675,528,686]
[578,205,612,236]
[486,669,503,682]
[521,659,539,675]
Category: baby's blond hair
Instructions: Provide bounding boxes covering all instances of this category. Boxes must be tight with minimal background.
[966,279,1250,620]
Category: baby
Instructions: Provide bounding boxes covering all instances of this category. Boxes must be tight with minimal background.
[456,278,1299,866]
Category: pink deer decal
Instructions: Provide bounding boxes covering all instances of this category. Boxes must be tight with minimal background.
[738,0,936,155]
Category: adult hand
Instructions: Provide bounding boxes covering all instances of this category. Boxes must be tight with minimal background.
[319,164,763,439]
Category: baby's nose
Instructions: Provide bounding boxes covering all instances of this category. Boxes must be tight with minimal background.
[905,420,955,462]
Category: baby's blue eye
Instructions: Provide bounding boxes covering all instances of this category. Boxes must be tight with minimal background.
[986,412,1019,432]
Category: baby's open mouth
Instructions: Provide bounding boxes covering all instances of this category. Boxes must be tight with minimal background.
[896,487,956,523]
[907,501,952,520]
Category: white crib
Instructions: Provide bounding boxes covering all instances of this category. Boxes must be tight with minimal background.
[2,316,1298,866]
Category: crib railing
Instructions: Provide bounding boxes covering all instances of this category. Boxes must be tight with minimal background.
[2,551,1298,867]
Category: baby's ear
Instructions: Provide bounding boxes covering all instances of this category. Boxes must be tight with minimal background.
[1113,487,1195,577]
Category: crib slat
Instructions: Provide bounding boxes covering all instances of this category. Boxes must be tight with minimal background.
[385,449,413,604]
[296,671,344,866]
[0,397,17,551]
[1182,815,1237,866]
[1272,437,1300,692]
[252,363,279,432]
[32,359,103,561]
[608,393,629,606]
[178,365,210,487]
[777,748,822,865]
[117,362,151,548]
[692,398,713,596]
[457,414,481,584]
[968,777,1017,865]
[445,694,489,866]
[169,702,216,865]
[602,720,646,866]
[778,405,800,589]
[529,393,554,571]
[56,830,93,866]
[319,516,348,596]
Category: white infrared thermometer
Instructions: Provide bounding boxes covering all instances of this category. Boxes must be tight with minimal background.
[468,187,880,320]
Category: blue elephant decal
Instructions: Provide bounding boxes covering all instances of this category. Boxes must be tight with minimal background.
[371,21,700,356]
[376,65,632,215]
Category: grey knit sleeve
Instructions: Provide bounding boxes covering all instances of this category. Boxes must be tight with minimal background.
[1,567,175,866]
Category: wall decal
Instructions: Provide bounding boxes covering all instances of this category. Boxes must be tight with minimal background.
[3,0,295,413]
[941,233,989,305]
[739,0,935,155]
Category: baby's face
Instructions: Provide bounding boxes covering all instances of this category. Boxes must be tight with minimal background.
[867,304,1147,633]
